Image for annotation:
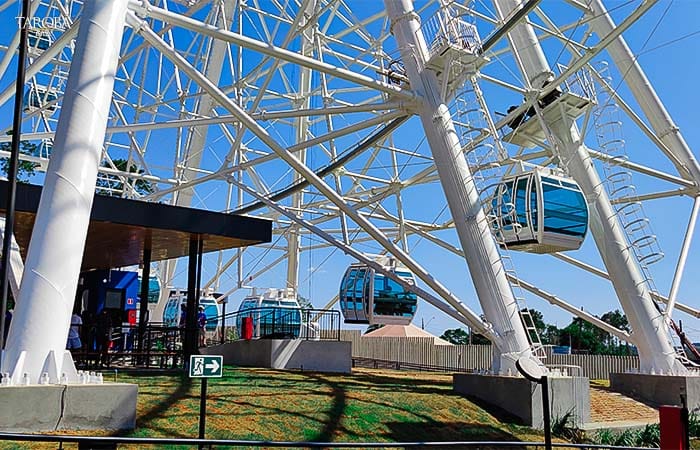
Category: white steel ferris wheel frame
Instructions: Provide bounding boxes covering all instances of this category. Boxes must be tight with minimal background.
[0,0,698,376]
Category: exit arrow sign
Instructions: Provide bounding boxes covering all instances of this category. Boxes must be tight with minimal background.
[189,355,223,378]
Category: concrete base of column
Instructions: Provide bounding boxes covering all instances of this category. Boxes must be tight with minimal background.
[611,372,700,410]
[0,383,137,432]
[453,373,590,429]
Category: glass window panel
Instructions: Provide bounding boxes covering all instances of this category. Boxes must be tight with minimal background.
[541,180,588,236]
[372,273,417,318]
[515,178,529,227]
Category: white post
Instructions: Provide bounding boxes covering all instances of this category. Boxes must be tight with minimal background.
[154,0,235,322]
[495,0,685,374]
[1,0,127,384]
[287,0,316,298]
[384,0,537,373]
[664,196,700,323]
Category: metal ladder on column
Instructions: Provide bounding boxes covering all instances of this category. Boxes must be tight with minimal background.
[452,75,546,360]
[592,62,695,366]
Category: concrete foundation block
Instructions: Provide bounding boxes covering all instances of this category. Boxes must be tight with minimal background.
[453,374,590,429]
[202,339,352,373]
[0,383,137,432]
[610,372,700,411]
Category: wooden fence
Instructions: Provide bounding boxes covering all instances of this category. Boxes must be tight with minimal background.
[341,330,639,380]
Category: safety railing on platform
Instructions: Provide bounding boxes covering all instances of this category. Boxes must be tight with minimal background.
[213,307,342,345]
[421,6,480,58]
[69,323,185,370]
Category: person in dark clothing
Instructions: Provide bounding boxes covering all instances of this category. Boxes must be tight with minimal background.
[95,309,112,367]
[179,304,187,328]
[197,306,207,347]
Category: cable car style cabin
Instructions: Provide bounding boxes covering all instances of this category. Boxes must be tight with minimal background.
[491,167,589,253]
[236,288,303,338]
[339,259,418,325]
[23,85,59,113]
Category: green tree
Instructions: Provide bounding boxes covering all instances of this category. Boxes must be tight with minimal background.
[469,331,491,345]
[600,309,631,354]
[559,317,608,354]
[0,134,40,182]
[440,328,469,345]
[95,158,154,196]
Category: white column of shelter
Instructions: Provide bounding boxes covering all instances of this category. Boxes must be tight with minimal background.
[493,0,685,374]
[384,0,538,374]
[0,0,128,384]
[287,0,316,298]
[154,0,235,322]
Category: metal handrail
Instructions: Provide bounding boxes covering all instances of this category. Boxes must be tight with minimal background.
[0,432,660,449]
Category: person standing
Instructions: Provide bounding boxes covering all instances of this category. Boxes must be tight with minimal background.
[179,303,187,328]
[66,311,83,351]
[95,309,112,367]
[197,306,207,347]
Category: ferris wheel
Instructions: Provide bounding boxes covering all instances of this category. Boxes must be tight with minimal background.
[0,0,699,376]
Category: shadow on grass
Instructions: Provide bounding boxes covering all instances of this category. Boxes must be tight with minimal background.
[115,373,194,438]
[386,422,529,449]
[303,373,347,442]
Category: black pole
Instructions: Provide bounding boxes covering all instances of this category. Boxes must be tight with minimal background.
[185,235,198,360]
[198,377,208,449]
[541,375,552,450]
[220,299,226,345]
[0,0,30,351]
[137,231,152,357]
[195,236,203,348]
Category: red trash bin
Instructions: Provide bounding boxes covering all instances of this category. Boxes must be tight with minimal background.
[242,316,253,340]
[660,405,689,450]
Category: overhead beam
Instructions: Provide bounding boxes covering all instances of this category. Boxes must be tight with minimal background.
[127,0,416,100]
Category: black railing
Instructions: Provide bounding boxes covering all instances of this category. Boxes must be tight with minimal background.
[0,432,661,449]
[352,357,473,374]
[64,308,341,370]
[69,323,186,370]
[213,307,342,344]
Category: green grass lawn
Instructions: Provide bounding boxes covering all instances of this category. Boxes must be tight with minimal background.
[2,367,546,449]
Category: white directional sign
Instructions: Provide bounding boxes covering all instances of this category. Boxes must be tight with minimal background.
[189,355,223,378]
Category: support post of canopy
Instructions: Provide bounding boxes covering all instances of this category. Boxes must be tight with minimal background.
[384,0,537,373]
[138,231,152,360]
[1,0,128,384]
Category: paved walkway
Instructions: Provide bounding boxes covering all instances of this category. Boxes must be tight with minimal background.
[585,383,658,430]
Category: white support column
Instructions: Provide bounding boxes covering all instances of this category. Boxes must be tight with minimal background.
[155,0,234,321]
[495,0,684,374]
[287,0,316,297]
[384,0,537,373]
[1,0,127,384]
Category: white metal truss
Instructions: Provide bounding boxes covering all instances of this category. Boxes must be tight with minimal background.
[0,0,698,374]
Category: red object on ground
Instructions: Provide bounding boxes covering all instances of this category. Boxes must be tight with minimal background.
[660,405,688,450]
[127,309,137,325]
[242,317,253,340]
